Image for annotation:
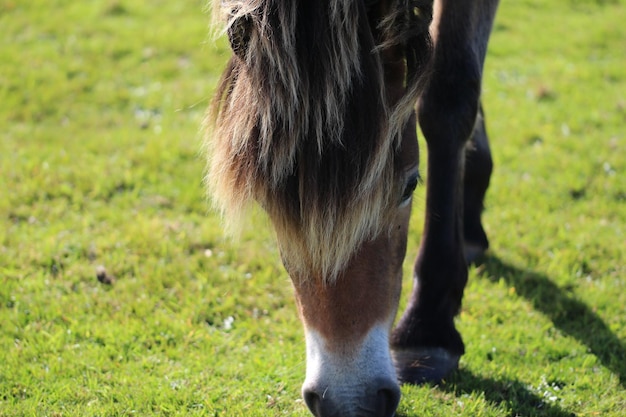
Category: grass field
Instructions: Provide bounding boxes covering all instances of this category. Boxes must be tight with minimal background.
[1,0,625,416]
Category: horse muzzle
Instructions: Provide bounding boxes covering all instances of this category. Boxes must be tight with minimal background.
[301,325,400,417]
[302,378,400,417]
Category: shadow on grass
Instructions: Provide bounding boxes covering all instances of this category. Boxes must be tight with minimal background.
[398,254,623,416]
[396,369,574,417]
[439,368,575,417]
[478,255,626,387]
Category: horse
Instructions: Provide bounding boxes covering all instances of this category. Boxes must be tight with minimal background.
[206,0,499,416]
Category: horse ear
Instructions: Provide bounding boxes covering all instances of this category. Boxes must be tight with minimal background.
[227,14,252,60]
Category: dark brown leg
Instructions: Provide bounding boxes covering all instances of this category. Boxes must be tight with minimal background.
[392,0,499,384]
[463,103,492,263]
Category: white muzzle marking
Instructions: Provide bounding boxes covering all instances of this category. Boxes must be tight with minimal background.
[302,323,399,413]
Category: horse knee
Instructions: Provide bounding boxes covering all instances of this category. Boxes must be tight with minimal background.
[418,51,482,150]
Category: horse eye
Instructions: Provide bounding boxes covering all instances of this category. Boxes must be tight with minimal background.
[400,173,420,205]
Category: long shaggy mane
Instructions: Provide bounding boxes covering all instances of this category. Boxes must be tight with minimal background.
[205,0,432,281]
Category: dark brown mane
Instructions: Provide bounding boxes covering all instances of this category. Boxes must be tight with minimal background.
[206,0,432,280]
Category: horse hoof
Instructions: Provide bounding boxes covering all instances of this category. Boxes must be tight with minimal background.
[392,347,460,384]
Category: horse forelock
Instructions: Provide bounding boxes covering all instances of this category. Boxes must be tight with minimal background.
[206,0,431,282]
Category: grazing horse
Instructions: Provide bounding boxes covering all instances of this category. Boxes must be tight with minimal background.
[206,0,499,416]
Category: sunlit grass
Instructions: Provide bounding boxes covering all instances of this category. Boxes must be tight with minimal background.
[1,0,624,416]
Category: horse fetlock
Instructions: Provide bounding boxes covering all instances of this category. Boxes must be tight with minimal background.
[464,239,489,265]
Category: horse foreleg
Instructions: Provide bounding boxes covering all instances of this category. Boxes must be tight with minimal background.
[392,95,473,383]
[391,0,498,384]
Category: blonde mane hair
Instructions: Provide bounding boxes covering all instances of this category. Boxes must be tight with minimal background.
[205,0,432,281]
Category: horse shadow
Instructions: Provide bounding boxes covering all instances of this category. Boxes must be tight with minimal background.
[399,255,624,416]
[477,255,626,388]
[444,369,575,417]
[397,368,576,417]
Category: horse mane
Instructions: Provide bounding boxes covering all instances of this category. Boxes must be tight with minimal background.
[205,0,432,282]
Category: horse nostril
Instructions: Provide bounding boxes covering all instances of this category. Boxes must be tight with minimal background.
[377,385,401,417]
[303,381,400,417]
[303,387,323,417]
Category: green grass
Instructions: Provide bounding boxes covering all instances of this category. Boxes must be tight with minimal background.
[1,0,624,415]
